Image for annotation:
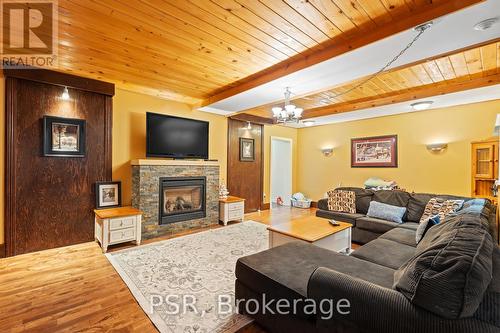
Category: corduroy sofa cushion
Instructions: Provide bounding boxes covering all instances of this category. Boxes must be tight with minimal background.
[351,238,416,270]
[372,190,411,208]
[380,227,418,247]
[406,193,434,222]
[315,210,364,226]
[393,213,494,319]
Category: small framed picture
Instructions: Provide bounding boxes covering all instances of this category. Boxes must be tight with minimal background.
[351,135,398,168]
[43,116,86,157]
[239,137,255,162]
[95,181,122,209]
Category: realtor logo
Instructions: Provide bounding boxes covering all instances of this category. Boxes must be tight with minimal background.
[1,0,58,68]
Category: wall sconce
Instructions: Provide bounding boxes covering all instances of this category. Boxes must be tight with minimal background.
[321,148,334,157]
[426,143,448,152]
[61,86,70,101]
[245,121,252,130]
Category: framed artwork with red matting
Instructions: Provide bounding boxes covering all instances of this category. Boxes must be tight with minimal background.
[351,135,398,168]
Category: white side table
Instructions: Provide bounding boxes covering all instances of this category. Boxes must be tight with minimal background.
[219,196,245,226]
[94,206,143,253]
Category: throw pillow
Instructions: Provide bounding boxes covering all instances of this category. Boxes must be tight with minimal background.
[366,201,407,223]
[327,190,356,213]
[415,215,440,244]
[419,198,464,223]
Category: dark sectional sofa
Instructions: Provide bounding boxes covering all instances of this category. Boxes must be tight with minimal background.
[235,188,500,333]
[316,187,497,244]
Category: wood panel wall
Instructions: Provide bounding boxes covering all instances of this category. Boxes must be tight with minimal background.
[4,69,114,256]
[227,119,263,213]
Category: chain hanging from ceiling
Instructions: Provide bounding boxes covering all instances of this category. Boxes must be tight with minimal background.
[325,22,433,102]
[271,21,433,124]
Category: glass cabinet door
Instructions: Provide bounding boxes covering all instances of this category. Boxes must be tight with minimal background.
[474,144,494,179]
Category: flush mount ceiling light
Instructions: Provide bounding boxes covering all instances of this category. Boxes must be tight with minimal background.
[272,87,303,124]
[303,120,315,127]
[411,101,434,111]
[474,17,499,31]
[414,21,433,33]
[61,87,70,101]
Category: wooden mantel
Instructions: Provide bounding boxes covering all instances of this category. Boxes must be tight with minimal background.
[130,159,220,167]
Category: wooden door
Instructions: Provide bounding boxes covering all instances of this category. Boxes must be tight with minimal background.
[227,119,263,213]
[472,143,495,179]
[5,70,113,256]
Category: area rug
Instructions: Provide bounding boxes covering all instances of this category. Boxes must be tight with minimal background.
[106,221,268,333]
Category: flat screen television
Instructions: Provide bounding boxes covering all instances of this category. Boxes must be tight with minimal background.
[146,112,209,159]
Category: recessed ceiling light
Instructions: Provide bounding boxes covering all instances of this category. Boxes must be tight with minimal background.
[410,101,434,111]
[474,18,499,31]
[303,120,315,127]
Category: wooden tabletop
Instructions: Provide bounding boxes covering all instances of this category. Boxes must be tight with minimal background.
[219,196,245,203]
[94,206,143,219]
[267,216,352,242]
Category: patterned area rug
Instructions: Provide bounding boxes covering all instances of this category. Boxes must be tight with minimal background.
[106,221,268,333]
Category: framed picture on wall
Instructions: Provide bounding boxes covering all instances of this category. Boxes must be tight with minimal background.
[351,135,398,168]
[95,181,122,209]
[43,116,86,157]
[239,138,255,162]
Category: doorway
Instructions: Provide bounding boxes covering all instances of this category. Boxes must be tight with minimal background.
[270,137,293,207]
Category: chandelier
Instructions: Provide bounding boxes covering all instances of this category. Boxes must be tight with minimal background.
[272,88,303,123]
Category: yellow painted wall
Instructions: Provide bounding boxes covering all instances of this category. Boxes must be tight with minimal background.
[0,85,498,246]
[297,99,500,201]
[263,125,298,204]
[112,89,228,205]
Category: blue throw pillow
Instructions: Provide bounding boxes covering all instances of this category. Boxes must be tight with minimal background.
[416,215,441,244]
[458,199,486,214]
[367,201,407,224]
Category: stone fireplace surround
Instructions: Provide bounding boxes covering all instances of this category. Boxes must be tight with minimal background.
[131,159,220,239]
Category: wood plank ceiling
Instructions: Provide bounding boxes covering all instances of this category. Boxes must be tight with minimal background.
[47,0,481,104]
[243,40,500,119]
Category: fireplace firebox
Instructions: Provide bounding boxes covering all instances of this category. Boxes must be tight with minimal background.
[159,177,206,225]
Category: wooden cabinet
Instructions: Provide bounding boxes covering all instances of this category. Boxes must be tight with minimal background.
[94,207,143,253]
[471,138,498,203]
[219,196,245,226]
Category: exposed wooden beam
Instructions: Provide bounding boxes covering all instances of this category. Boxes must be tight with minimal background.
[201,0,484,107]
[3,66,115,96]
[303,73,500,119]
[240,38,500,120]
[229,113,274,125]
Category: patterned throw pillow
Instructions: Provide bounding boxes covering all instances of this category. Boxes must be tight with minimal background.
[419,198,464,223]
[327,190,356,213]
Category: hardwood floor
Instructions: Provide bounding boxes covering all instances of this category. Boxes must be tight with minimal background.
[0,206,349,332]
[0,242,156,332]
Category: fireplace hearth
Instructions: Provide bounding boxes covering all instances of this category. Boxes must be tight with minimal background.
[159,176,206,225]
